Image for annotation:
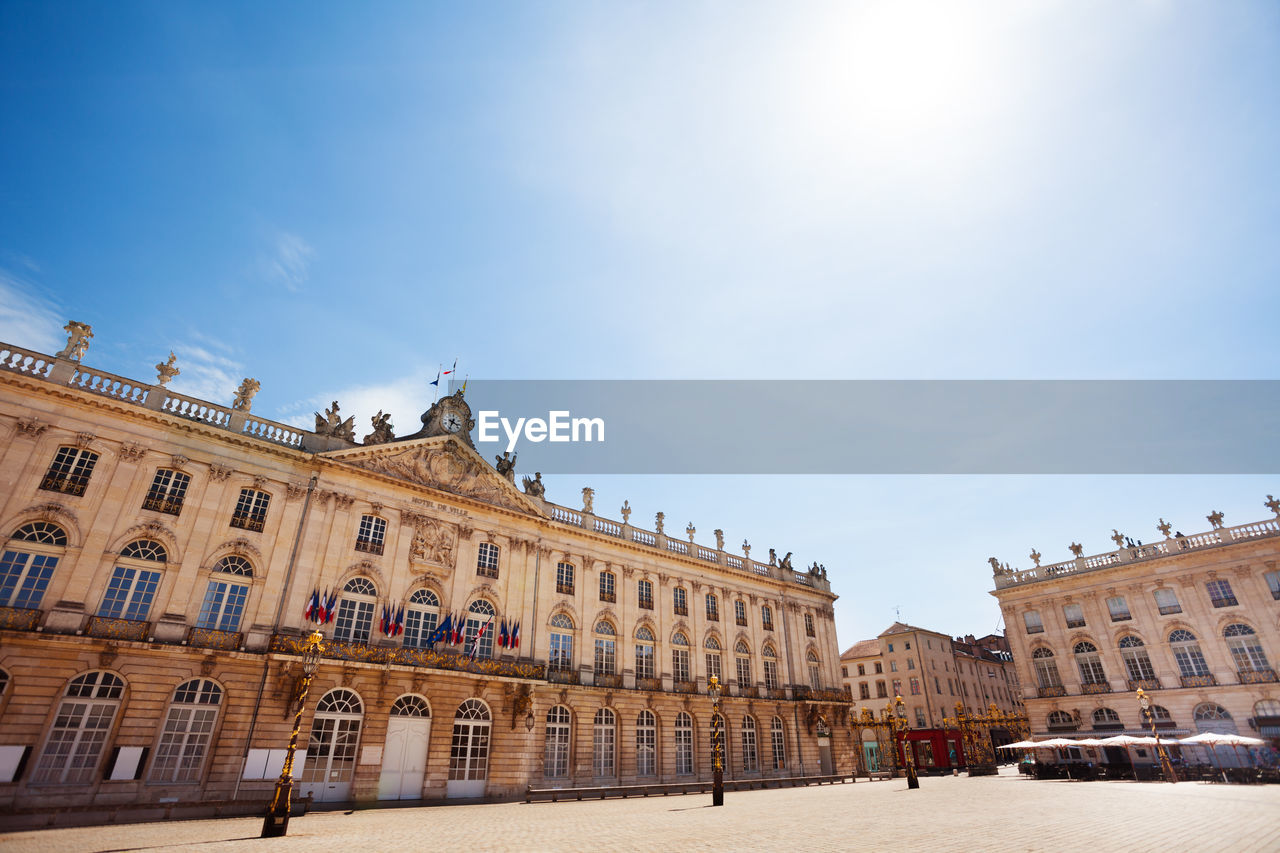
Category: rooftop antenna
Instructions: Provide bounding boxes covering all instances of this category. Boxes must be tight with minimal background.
[894,604,901,620]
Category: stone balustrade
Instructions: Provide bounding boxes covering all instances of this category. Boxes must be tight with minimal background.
[994,517,1280,589]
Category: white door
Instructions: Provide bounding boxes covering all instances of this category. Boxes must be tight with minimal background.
[447,698,491,798]
[299,689,364,803]
[378,716,431,800]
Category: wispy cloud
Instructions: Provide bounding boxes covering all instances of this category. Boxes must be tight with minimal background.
[0,268,65,354]
[275,368,436,440]
[166,343,246,405]
[260,231,314,292]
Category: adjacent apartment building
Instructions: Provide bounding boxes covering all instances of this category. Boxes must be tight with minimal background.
[990,507,1280,765]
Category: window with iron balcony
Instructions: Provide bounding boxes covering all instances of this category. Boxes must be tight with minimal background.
[599,571,616,603]
[734,600,747,627]
[354,515,387,555]
[673,587,688,616]
[142,468,190,516]
[1206,579,1238,608]
[229,488,270,532]
[637,579,653,610]
[556,562,575,595]
[40,446,99,497]
[476,541,500,579]
[705,593,719,621]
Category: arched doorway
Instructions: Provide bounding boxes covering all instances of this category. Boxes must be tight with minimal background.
[447,698,491,798]
[378,695,431,800]
[300,689,363,802]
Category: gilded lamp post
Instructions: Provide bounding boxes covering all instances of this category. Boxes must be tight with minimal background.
[709,675,725,806]
[262,629,324,838]
[1137,688,1177,784]
[891,695,920,790]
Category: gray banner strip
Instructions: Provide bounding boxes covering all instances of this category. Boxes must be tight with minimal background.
[451,380,1279,474]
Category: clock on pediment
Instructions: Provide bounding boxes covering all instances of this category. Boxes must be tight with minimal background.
[404,390,476,448]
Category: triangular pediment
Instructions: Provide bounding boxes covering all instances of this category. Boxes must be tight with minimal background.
[320,435,545,516]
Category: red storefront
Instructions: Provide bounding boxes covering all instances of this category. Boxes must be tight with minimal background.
[896,729,967,773]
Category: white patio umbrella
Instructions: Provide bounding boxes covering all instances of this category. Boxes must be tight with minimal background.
[1099,735,1145,780]
[1179,732,1265,776]
[998,740,1038,749]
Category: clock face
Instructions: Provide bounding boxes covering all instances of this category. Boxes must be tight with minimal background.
[441,412,464,433]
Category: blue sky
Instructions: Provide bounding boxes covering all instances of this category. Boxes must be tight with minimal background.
[2,1,1278,648]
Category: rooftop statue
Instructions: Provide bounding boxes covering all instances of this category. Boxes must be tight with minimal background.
[1029,548,1041,567]
[1069,542,1084,557]
[364,410,395,445]
[55,321,93,362]
[714,528,724,550]
[1206,510,1225,529]
[654,512,665,535]
[522,471,545,498]
[1156,517,1173,537]
[154,352,180,386]
[582,487,595,514]
[1267,494,1280,518]
[620,500,631,523]
[779,551,793,571]
[315,400,355,441]
[494,451,517,483]
[1110,529,1125,548]
[232,378,260,412]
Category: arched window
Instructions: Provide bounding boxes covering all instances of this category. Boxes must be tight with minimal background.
[1118,635,1155,682]
[594,620,617,675]
[636,710,657,776]
[1047,710,1075,729]
[1091,707,1123,730]
[761,604,774,631]
[301,690,363,799]
[704,636,722,684]
[672,632,691,683]
[807,650,821,690]
[549,612,574,672]
[142,468,190,516]
[40,446,99,496]
[735,640,752,688]
[1224,624,1270,673]
[390,695,430,717]
[33,671,124,783]
[197,556,253,632]
[770,716,786,770]
[741,715,758,772]
[762,644,779,691]
[592,708,616,777]
[403,589,440,649]
[1169,629,1210,679]
[634,626,655,681]
[675,711,694,775]
[598,570,616,603]
[1,522,67,609]
[449,699,491,783]
[1032,648,1061,689]
[150,678,222,782]
[1073,642,1107,685]
[332,578,377,643]
[99,540,167,621]
[354,514,387,555]
[705,592,719,621]
[463,600,496,660]
[544,706,570,778]
[1194,703,1237,735]
[1146,705,1174,728]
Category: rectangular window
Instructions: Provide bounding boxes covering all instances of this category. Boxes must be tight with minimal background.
[874,662,883,674]
[1266,571,1280,601]
[230,488,270,532]
[549,633,573,671]
[476,542,500,579]
[1206,579,1238,608]
[0,550,58,609]
[761,606,773,631]
[890,660,898,672]
[1023,610,1044,634]
[332,598,375,643]
[705,595,719,621]
[40,447,99,496]
[741,724,758,772]
[142,469,191,516]
[804,614,815,636]
[764,659,779,690]
[934,677,941,694]
[402,607,439,649]
[354,515,387,555]
[635,644,655,680]
[915,708,926,727]
[544,722,570,778]
[706,651,722,682]
[636,723,655,776]
[857,664,865,676]
[771,721,786,770]
[556,562,574,595]
[735,600,747,627]
[892,679,902,696]
[594,638,616,675]
[859,683,870,700]
[1063,603,1085,628]
[736,655,751,687]
[593,720,615,777]
[910,677,920,695]
[638,579,653,610]
[196,580,249,631]
[1106,596,1131,622]
[150,705,218,783]
[876,680,887,698]
[599,572,615,602]
[98,566,161,621]
[673,649,691,682]
[673,587,688,616]
[1153,587,1182,615]
[675,725,693,775]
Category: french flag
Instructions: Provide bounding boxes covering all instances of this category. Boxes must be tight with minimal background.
[323,589,338,623]
[498,619,509,649]
[304,588,321,623]
[510,620,520,650]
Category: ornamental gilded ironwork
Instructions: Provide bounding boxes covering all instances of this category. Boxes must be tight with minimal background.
[86,616,149,641]
[188,627,242,650]
[0,606,41,631]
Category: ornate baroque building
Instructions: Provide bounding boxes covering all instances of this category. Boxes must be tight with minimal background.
[990,509,1280,762]
[0,325,850,824]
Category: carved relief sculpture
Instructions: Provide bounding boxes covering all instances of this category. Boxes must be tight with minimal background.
[409,517,458,569]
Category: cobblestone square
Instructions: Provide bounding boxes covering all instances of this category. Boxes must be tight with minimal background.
[5,770,1279,853]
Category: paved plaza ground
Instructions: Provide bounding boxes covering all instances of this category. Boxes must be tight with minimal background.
[4,769,1279,853]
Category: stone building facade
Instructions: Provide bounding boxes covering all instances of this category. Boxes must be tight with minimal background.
[0,327,850,823]
[989,509,1280,765]
[839,622,1022,772]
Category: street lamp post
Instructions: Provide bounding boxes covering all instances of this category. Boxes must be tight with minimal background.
[262,630,324,838]
[709,675,724,806]
[892,695,920,790]
[1137,688,1177,784]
